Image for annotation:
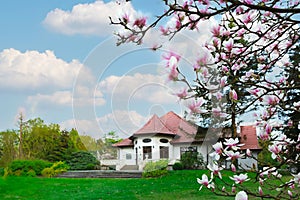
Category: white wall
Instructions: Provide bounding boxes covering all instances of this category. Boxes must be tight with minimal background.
[135,135,172,161]
[119,147,135,165]
[238,151,259,170]
[172,143,212,164]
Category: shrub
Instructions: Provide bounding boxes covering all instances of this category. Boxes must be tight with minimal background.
[65,151,99,170]
[172,162,183,170]
[41,167,55,178]
[143,160,168,178]
[0,168,4,176]
[6,159,52,177]
[26,169,36,177]
[42,161,69,177]
[180,151,204,169]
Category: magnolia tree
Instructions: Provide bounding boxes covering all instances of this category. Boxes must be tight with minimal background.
[110,0,300,199]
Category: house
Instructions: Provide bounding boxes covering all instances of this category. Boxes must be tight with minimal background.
[113,111,261,171]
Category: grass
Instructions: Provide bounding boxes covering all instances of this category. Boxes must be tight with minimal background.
[0,170,291,200]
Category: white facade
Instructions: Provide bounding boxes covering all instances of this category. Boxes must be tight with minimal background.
[238,151,259,170]
[113,112,261,171]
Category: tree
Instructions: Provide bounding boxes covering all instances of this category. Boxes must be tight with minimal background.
[111,1,300,199]
[0,130,18,167]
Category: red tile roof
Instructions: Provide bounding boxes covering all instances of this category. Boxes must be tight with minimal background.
[133,114,175,136]
[112,138,133,147]
[160,111,199,144]
[114,111,261,149]
[240,126,261,150]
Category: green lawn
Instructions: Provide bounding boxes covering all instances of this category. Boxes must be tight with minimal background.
[0,170,284,200]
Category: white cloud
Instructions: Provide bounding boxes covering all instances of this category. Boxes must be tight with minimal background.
[27,87,105,108]
[43,0,136,36]
[61,110,148,139]
[61,118,101,139]
[97,110,148,138]
[98,73,178,104]
[27,91,73,106]
[0,48,93,91]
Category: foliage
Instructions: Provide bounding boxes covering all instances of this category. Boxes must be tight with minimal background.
[0,130,19,167]
[65,151,99,170]
[41,161,69,178]
[0,117,88,167]
[143,159,168,178]
[172,162,183,170]
[0,167,4,176]
[180,152,204,170]
[5,159,52,177]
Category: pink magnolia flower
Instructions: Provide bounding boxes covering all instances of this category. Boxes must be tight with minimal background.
[230,89,238,101]
[212,38,220,47]
[249,88,261,96]
[222,30,231,37]
[133,16,147,29]
[288,190,293,198]
[231,163,236,172]
[197,174,214,190]
[188,99,204,114]
[214,92,223,100]
[236,6,244,14]
[168,66,178,81]
[159,26,169,35]
[264,95,279,106]
[232,185,236,193]
[195,52,209,68]
[222,66,229,73]
[230,173,250,184]
[258,130,270,141]
[220,76,227,87]
[225,150,244,160]
[265,124,272,135]
[224,38,234,52]
[210,142,223,160]
[237,28,246,37]
[211,25,221,37]
[162,52,181,68]
[259,186,263,196]
[244,0,253,4]
[122,13,130,24]
[212,107,227,118]
[176,88,188,99]
[268,144,282,159]
[207,163,223,179]
[243,12,254,24]
[259,178,265,185]
[222,186,226,192]
[212,142,223,154]
[246,149,251,157]
[224,138,243,151]
[235,191,248,200]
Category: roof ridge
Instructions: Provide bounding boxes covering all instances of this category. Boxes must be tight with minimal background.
[133,114,175,135]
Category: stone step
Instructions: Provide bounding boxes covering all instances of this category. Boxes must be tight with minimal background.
[120,165,139,171]
[56,170,142,178]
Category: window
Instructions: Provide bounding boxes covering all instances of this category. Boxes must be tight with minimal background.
[126,153,132,160]
[142,138,152,143]
[180,146,197,155]
[160,146,169,159]
[143,146,152,160]
[160,138,169,143]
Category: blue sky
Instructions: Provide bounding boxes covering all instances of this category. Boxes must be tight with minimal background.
[0,0,214,139]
